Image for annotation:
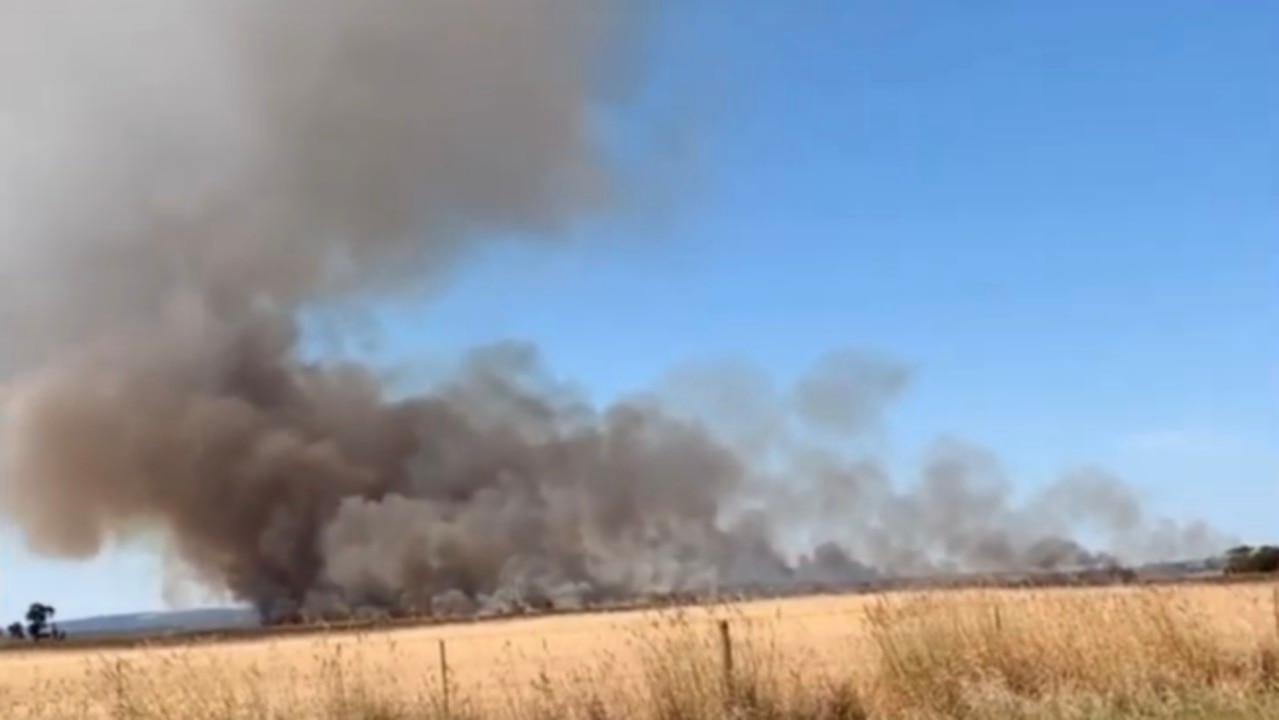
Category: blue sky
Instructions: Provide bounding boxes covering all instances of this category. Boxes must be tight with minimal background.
[3,1,1276,621]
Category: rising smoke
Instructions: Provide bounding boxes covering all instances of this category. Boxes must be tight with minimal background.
[0,1,1227,622]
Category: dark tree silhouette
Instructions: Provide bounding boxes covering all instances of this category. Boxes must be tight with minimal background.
[2,602,67,643]
[24,602,56,641]
[1225,545,1279,574]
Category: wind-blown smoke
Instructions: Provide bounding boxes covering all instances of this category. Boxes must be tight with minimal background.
[0,1,1228,621]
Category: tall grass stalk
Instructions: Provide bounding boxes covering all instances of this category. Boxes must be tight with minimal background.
[2,586,1278,719]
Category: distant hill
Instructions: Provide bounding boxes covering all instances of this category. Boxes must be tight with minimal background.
[55,607,258,639]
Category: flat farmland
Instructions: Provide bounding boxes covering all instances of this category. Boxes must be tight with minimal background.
[3,582,1279,719]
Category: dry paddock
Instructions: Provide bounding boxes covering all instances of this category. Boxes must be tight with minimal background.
[2,582,1278,719]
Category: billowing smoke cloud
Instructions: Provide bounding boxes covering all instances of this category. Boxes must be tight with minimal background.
[0,1,1228,621]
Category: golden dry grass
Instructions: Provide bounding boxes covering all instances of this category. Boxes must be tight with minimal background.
[3,581,1279,719]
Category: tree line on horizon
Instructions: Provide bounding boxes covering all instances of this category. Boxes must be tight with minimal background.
[4,602,65,643]
[0,547,1274,645]
[1224,545,1279,575]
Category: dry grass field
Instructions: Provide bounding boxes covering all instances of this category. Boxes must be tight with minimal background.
[3,581,1279,719]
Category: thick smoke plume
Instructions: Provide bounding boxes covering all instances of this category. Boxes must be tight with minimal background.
[0,1,1226,621]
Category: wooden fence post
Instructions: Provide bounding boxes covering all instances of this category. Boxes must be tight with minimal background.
[718,619,734,700]
[439,638,451,718]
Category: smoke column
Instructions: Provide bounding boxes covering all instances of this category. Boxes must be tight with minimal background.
[0,1,1227,621]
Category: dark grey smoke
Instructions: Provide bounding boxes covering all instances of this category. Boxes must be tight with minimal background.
[0,1,1229,622]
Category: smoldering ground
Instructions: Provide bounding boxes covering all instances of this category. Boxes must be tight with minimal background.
[0,1,1227,622]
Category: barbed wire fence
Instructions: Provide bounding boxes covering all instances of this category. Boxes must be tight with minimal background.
[11,582,1277,718]
[307,603,878,717]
